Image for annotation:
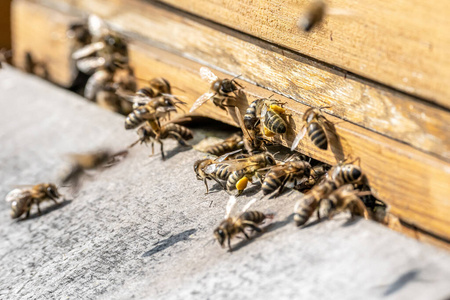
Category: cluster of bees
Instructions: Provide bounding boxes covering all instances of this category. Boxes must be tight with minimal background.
[5,10,391,252]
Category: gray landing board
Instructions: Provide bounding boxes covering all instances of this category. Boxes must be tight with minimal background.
[0,67,449,300]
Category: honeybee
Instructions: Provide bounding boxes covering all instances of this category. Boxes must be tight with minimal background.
[5,183,63,219]
[295,163,330,191]
[189,67,243,113]
[204,133,244,156]
[319,184,370,220]
[261,156,311,197]
[129,120,193,160]
[291,107,337,151]
[244,98,288,137]
[298,0,326,32]
[224,152,277,196]
[193,149,244,194]
[72,15,128,75]
[235,107,268,155]
[214,196,273,251]
[329,160,365,186]
[124,100,178,130]
[62,150,128,188]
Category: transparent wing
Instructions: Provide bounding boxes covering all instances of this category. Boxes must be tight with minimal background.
[76,57,105,74]
[72,42,105,60]
[200,67,218,83]
[261,103,268,118]
[234,106,252,143]
[290,126,307,151]
[225,196,237,218]
[189,92,214,113]
[204,163,217,175]
[242,198,257,212]
[5,188,29,202]
[216,149,244,163]
[88,15,109,38]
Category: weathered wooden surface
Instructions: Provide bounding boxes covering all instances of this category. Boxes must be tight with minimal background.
[158,0,450,108]
[14,0,450,161]
[0,1,12,49]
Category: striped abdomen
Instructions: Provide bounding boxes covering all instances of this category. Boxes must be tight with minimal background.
[307,122,327,150]
[293,195,318,226]
[262,170,286,195]
[125,107,149,129]
[226,169,245,190]
[244,99,263,129]
[239,211,268,224]
[214,163,232,180]
[335,165,363,185]
[163,124,193,141]
[264,110,286,134]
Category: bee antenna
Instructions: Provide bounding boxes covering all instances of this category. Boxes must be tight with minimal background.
[231,74,242,81]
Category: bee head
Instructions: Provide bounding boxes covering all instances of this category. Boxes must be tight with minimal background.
[213,227,226,247]
[46,184,61,200]
[265,153,277,166]
[212,80,222,93]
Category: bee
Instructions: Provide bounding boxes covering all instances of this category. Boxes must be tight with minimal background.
[295,163,331,191]
[261,157,312,197]
[214,196,273,251]
[189,67,243,113]
[72,15,128,75]
[204,133,244,156]
[124,101,177,130]
[61,150,128,188]
[129,120,193,160]
[319,184,370,220]
[291,107,337,151]
[225,152,277,196]
[5,183,63,219]
[297,0,326,32]
[244,98,288,138]
[330,160,365,186]
[193,149,244,194]
[235,107,268,155]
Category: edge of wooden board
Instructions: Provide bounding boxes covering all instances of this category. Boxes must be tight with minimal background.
[32,0,450,162]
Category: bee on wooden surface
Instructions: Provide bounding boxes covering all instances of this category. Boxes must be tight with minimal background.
[124,100,177,130]
[224,152,277,196]
[244,98,288,138]
[193,149,244,194]
[330,160,365,186]
[204,133,245,156]
[5,183,63,219]
[129,119,193,160]
[72,15,128,75]
[189,67,243,113]
[298,0,326,32]
[291,107,338,151]
[295,163,331,191]
[61,150,128,189]
[214,196,273,251]
[319,184,370,220]
[235,107,268,155]
[261,156,312,197]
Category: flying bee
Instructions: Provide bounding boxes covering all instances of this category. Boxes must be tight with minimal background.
[61,150,128,189]
[297,0,326,32]
[189,67,243,113]
[291,107,337,151]
[319,184,370,220]
[72,15,128,74]
[129,119,193,160]
[5,183,63,219]
[224,152,277,196]
[194,149,244,194]
[261,156,311,197]
[204,133,244,156]
[214,196,273,251]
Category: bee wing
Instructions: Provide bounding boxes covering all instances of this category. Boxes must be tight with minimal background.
[290,125,307,151]
[234,106,253,143]
[242,198,257,212]
[189,92,215,113]
[5,188,29,202]
[200,67,218,83]
[215,149,244,162]
[204,163,218,175]
[225,196,237,218]
[76,57,106,74]
[88,15,109,38]
[72,42,105,60]
[261,103,268,118]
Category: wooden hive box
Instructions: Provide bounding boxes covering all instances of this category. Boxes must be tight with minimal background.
[10,0,450,249]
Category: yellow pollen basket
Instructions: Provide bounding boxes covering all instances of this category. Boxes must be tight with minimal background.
[236,177,249,191]
[264,126,276,137]
[269,104,285,114]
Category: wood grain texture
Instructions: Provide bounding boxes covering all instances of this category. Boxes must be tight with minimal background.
[32,0,450,161]
[128,40,450,242]
[0,1,12,49]
[158,0,450,109]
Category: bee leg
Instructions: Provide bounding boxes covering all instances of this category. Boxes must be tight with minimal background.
[242,221,262,233]
[227,236,232,252]
[37,202,42,215]
[159,141,165,160]
[203,179,209,194]
[239,227,250,240]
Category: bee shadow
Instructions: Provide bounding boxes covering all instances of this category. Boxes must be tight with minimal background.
[142,228,197,258]
[162,145,192,161]
[340,216,364,227]
[241,183,262,197]
[18,199,73,221]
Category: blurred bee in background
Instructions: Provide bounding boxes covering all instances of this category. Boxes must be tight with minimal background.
[0,48,12,69]
[297,0,326,32]
[189,67,243,113]
[225,152,277,196]
[244,98,288,138]
[261,155,311,197]
[128,119,193,160]
[214,196,273,251]
[72,15,128,75]
[5,183,63,219]
[291,107,338,151]
[319,184,370,220]
[295,163,330,191]
[61,149,128,190]
[204,132,244,156]
[193,149,244,194]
